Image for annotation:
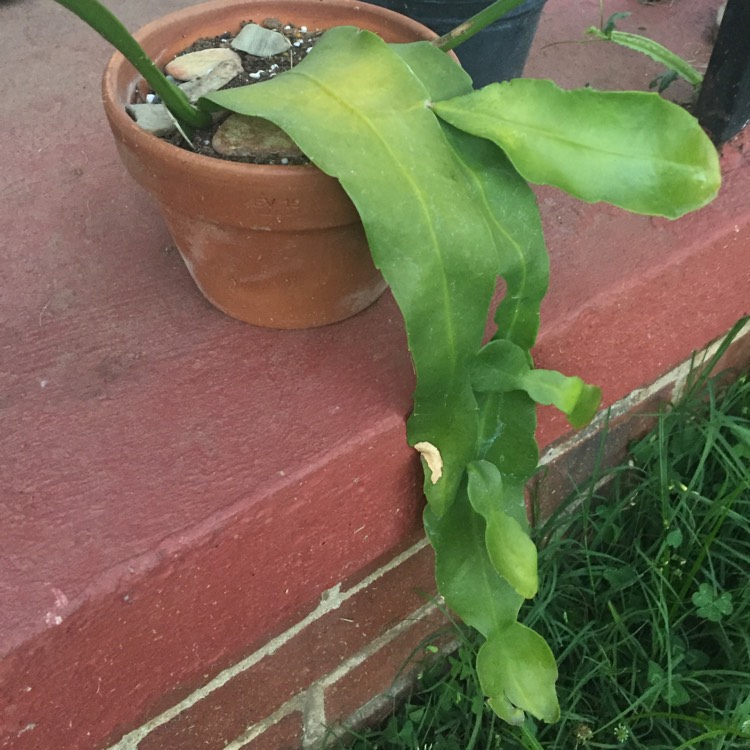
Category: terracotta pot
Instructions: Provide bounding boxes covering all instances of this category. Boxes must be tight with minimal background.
[102,0,440,328]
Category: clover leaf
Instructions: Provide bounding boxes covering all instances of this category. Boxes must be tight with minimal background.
[692,583,734,622]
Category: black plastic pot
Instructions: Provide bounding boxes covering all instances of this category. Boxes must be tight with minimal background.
[370,0,547,87]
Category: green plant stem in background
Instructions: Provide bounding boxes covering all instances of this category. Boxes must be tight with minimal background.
[587,13,704,91]
[53,0,212,129]
[433,0,526,51]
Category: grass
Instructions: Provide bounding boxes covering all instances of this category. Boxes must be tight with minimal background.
[331,327,750,749]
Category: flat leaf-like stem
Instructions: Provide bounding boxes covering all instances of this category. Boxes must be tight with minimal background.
[206,30,561,721]
[467,461,538,599]
[472,339,602,428]
[478,622,560,725]
[433,79,720,218]
[207,29,500,516]
[203,25,721,725]
[587,25,704,89]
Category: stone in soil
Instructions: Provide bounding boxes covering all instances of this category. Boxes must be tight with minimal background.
[180,59,244,103]
[165,48,242,81]
[142,20,321,161]
[126,103,175,137]
[212,114,303,159]
[128,58,243,136]
[231,23,292,57]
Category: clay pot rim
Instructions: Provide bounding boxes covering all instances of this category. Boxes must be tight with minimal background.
[101,0,442,183]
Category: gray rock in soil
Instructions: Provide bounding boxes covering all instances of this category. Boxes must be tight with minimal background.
[127,59,238,137]
[231,23,291,57]
[165,48,242,81]
[179,59,244,103]
[125,103,176,137]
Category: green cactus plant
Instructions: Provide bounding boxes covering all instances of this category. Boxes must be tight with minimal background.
[53,0,721,724]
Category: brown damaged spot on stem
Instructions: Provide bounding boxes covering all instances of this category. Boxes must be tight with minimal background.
[414,441,443,484]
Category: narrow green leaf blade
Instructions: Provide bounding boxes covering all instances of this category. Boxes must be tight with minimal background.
[433,79,721,218]
[478,622,560,725]
[467,461,538,599]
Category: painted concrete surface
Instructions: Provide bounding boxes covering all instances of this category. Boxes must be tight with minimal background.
[1,0,745,747]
